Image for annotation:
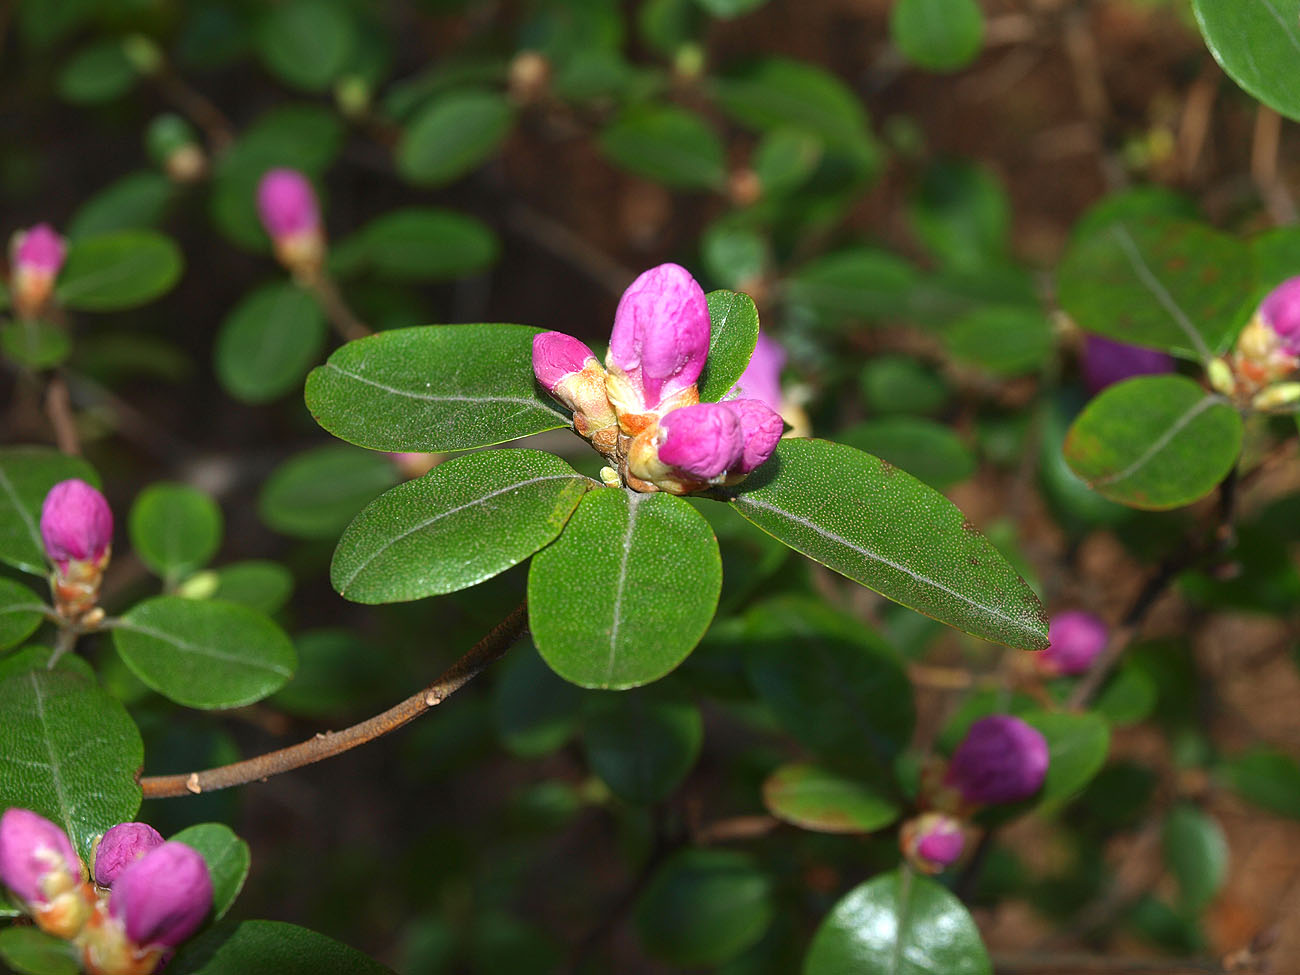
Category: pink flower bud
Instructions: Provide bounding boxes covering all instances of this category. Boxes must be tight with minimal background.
[40,479,113,572]
[946,715,1048,806]
[1259,277,1300,357]
[93,823,164,888]
[533,331,618,453]
[729,331,786,410]
[533,331,598,392]
[1041,610,1107,677]
[14,224,66,276]
[657,402,744,481]
[0,809,81,908]
[723,398,782,475]
[110,842,212,950]
[256,168,320,240]
[606,263,709,414]
[901,813,966,875]
[1081,336,1174,394]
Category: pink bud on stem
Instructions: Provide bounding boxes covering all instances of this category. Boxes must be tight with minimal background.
[92,824,164,889]
[256,168,325,279]
[40,479,113,623]
[900,812,966,875]
[0,808,92,939]
[1040,610,1108,677]
[945,715,1049,807]
[532,331,619,454]
[10,224,67,320]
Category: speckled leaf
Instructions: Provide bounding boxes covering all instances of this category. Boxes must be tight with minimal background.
[215,282,328,404]
[129,482,224,581]
[0,447,100,576]
[1056,216,1253,360]
[529,489,721,689]
[172,823,250,921]
[699,290,760,402]
[170,920,394,975]
[1194,0,1300,122]
[0,578,44,650]
[804,869,991,975]
[1064,375,1242,510]
[259,446,398,540]
[583,691,702,804]
[763,763,900,834]
[725,439,1049,650]
[305,324,568,452]
[55,230,183,312]
[0,669,143,859]
[331,450,589,603]
[112,597,296,709]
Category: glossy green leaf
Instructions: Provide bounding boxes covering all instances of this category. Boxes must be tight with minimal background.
[529,489,721,689]
[0,928,79,975]
[0,321,70,370]
[68,171,172,239]
[56,230,183,312]
[945,306,1053,376]
[785,247,920,325]
[1215,748,1300,819]
[600,105,727,190]
[493,638,583,758]
[305,324,569,452]
[1064,375,1242,510]
[58,39,137,104]
[256,0,356,92]
[171,920,394,975]
[841,418,975,490]
[112,596,295,709]
[0,646,93,683]
[0,447,100,576]
[1162,804,1227,913]
[210,560,295,615]
[329,208,500,282]
[726,439,1049,649]
[215,282,328,404]
[891,0,984,72]
[1056,216,1254,360]
[331,449,589,603]
[259,446,398,540]
[173,823,251,921]
[860,355,949,416]
[804,869,991,975]
[583,690,702,804]
[1021,710,1110,806]
[763,763,901,833]
[635,849,774,966]
[908,160,1006,268]
[700,290,761,402]
[396,89,514,187]
[0,577,45,650]
[1193,0,1300,123]
[130,482,224,580]
[744,596,913,770]
[0,669,143,858]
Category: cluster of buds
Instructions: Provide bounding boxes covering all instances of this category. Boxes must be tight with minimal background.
[256,168,324,281]
[1218,276,1300,410]
[533,264,783,495]
[9,224,67,320]
[0,809,212,975]
[41,479,113,625]
[1038,609,1108,677]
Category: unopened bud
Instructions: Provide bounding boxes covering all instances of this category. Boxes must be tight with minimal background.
[722,398,783,476]
[1080,335,1174,395]
[1207,357,1236,397]
[1040,610,1107,677]
[92,824,164,889]
[533,331,619,454]
[388,452,444,479]
[146,114,205,183]
[1233,279,1300,392]
[1252,381,1300,411]
[41,479,112,620]
[122,35,163,76]
[627,402,742,495]
[10,224,67,319]
[334,75,371,119]
[945,715,1049,807]
[256,168,324,279]
[110,842,212,950]
[673,43,705,82]
[508,51,550,105]
[728,168,762,207]
[900,813,966,874]
[0,808,91,939]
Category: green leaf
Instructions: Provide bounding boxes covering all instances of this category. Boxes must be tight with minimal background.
[1193,0,1300,123]
[891,0,984,72]
[1093,663,1157,726]
[56,230,184,312]
[58,38,137,104]
[209,561,294,615]
[1215,748,1300,819]
[701,222,769,290]
[68,171,172,240]
[583,690,702,803]
[1021,710,1110,806]
[860,355,949,416]
[271,628,388,719]
[0,669,143,858]
[804,868,991,975]
[785,247,920,325]
[635,849,774,967]
[841,417,975,491]
[908,160,1007,269]
[492,638,583,758]
[215,282,328,404]
[329,208,500,282]
[0,577,45,650]
[752,127,823,197]
[762,763,901,833]
[171,920,394,975]
[256,0,356,92]
[396,89,514,187]
[130,482,224,581]
[744,596,913,771]
[695,0,770,17]
[699,290,761,402]
[0,447,100,576]
[0,646,93,683]
[0,928,80,975]
[600,104,727,190]
[259,446,398,540]
[726,439,1049,650]
[529,489,721,689]
[331,449,589,603]
[0,321,71,370]
[172,823,251,921]
[1056,217,1254,360]
[1064,375,1242,510]
[112,596,295,709]
[944,306,1054,376]
[305,324,568,453]
[1162,804,1227,913]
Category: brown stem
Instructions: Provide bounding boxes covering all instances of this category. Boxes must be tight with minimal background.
[44,375,81,456]
[307,273,372,343]
[153,66,235,153]
[139,602,528,799]
[505,203,635,299]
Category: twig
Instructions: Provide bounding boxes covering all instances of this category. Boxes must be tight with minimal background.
[153,66,235,152]
[1251,105,1297,225]
[44,375,81,456]
[307,273,372,343]
[138,602,528,798]
[691,814,779,845]
[506,204,635,299]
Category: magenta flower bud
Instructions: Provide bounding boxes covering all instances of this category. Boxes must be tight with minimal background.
[14,224,66,276]
[256,168,320,240]
[1259,277,1300,357]
[93,823,164,888]
[606,263,710,415]
[0,809,81,908]
[110,842,212,950]
[729,331,786,410]
[533,331,598,392]
[40,479,113,572]
[724,398,783,475]
[658,402,744,481]
[532,331,618,452]
[946,715,1049,806]
[1041,610,1108,677]
[1081,336,1174,394]
[901,813,966,874]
